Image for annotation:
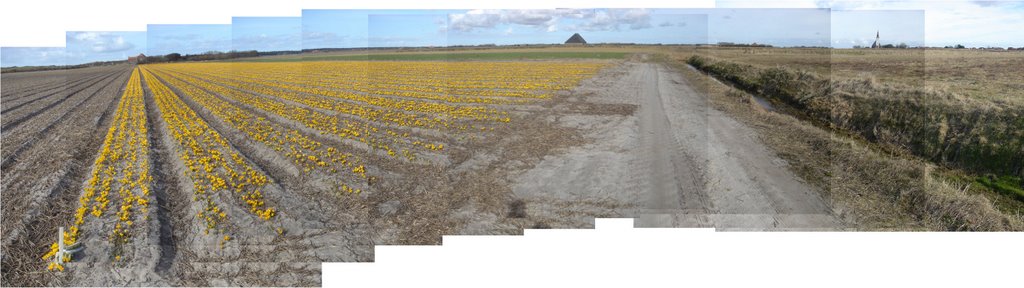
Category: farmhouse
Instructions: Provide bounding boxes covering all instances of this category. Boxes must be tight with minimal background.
[565,33,587,45]
[128,53,146,65]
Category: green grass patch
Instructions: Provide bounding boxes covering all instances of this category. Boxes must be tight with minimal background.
[234,51,630,62]
[977,175,1024,202]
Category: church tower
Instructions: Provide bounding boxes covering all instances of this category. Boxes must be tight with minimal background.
[871,30,881,48]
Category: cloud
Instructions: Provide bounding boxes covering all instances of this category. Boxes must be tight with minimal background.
[575,9,653,31]
[659,21,675,27]
[448,9,654,33]
[448,13,502,32]
[67,32,136,53]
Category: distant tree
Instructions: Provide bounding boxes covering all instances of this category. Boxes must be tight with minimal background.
[897,42,908,49]
[139,55,164,64]
[881,44,896,49]
[166,53,182,62]
[853,45,863,49]
[955,44,966,49]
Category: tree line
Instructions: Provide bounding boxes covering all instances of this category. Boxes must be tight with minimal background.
[139,50,261,64]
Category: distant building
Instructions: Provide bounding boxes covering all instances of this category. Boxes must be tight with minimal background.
[870,31,881,48]
[565,33,587,45]
[128,53,146,65]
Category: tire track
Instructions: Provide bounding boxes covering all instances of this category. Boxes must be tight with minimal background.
[140,73,186,280]
[635,62,713,225]
[637,61,840,230]
[139,74,198,285]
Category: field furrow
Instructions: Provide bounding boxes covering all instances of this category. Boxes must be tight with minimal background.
[1,69,115,115]
[0,65,131,286]
[1,70,124,169]
[1,70,122,131]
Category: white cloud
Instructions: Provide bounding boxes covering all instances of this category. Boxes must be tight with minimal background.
[448,9,655,33]
[67,32,135,53]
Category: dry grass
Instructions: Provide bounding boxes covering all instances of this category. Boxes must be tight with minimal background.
[676,46,1024,105]
[685,53,1023,179]
[662,52,1023,231]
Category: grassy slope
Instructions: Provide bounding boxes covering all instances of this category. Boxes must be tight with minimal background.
[685,51,1024,174]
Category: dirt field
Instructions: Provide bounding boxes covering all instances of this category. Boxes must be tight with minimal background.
[1,65,131,285]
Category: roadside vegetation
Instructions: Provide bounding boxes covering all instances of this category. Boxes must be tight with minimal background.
[659,47,1024,230]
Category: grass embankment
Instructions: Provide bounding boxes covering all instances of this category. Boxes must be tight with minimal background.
[688,55,1023,181]
[677,54,1023,230]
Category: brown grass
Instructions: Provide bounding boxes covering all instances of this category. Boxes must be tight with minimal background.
[662,54,1023,231]
[685,54,1023,179]
[683,46,1024,105]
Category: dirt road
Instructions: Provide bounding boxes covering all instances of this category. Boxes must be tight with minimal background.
[513,59,843,230]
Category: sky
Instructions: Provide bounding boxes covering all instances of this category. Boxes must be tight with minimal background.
[147,24,230,56]
[832,10,925,48]
[3,1,1023,67]
[1,47,66,67]
[233,17,302,52]
[302,10,456,49]
[67,31,147,63]
[444,10,709,45]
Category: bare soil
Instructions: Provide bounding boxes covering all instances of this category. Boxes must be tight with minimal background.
[509,57,843,230]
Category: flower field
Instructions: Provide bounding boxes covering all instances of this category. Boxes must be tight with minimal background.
[28,60,607,273]
[42,68,151,271]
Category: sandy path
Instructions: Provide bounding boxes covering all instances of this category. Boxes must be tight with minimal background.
[513,59,842,231]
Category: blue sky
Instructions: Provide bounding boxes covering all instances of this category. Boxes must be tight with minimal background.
[67,31,147,63]
[1,47,66,67]
[369,13,449,47]
[832,10,925,48]
[233,17,301,52]
[147,24,230,56]
[446,10,709,45]
[3,1,1024,67]
[302,9,368,49]
[302,9,710,48]
[675,8,831,46]
[302,10,455,49]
